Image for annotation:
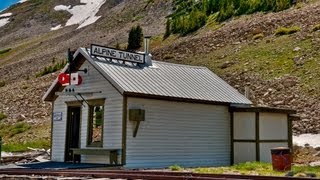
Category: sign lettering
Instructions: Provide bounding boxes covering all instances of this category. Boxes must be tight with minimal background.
[90,44,145,64]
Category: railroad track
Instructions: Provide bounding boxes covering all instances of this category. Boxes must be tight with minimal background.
[0,169,313,179]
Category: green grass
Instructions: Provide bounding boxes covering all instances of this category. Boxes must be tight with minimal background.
[2,139,50,152]
[192,162,320,177]
[35,60,66,77]
[0,48,14,63]
[0,122,31,138]
[0,21,63,67]
[291,165,320,176]
[10,122,31,137]
[169,164,183,171]
[193,162,281,176]
[0,113,7,121]
[0,122,51,152]
[275,26,301,36]
[0,48,11,55]
[312,24,320,32]
[253,33,264,40]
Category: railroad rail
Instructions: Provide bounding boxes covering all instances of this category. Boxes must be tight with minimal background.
[0,169,313,179]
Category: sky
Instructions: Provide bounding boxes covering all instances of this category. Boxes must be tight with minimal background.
[0,0,20,12]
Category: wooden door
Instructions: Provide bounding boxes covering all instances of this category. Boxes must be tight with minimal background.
[65,106,81,162]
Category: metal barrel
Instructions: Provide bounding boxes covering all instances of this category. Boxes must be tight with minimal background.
[271,147,292,171]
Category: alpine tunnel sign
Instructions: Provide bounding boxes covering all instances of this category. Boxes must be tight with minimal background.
[90,44,145,64]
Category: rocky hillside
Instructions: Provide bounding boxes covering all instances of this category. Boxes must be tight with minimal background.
[0,0,319,147]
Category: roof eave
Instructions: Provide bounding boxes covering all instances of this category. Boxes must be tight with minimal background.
[229,106,296,114]
[124,91,251,106]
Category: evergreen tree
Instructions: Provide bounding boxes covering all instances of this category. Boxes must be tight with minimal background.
[163,18,171,40]
[127,25,143,51]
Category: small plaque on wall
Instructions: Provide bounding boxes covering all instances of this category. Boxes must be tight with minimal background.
[53,112,63,121]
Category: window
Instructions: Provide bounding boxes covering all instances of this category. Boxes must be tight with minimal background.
[87,100,104,147]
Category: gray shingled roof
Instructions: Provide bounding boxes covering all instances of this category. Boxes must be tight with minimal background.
[43,48,252,105]
[81,48,251,105]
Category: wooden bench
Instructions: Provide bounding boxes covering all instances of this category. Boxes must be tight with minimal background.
[70,148,119,165]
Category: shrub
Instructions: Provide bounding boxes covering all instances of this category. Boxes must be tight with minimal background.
[235,0,250,15]
[170,8,207,35]
[0,81,5,87]
[312,24,320,32]
[260,0,276,11]
[36,60,66,77]
[127,25,144,51]
[217,3,235,22]
[295,2,304,9]
[274,0,291,12]
[115,43,121,50]
[0,112,7,121]
[169,164,183,171]
[0,48,11,55]
[253,33,264,40]
[275,26,301,36]
[9,122,31,137]
[163,18,172,40]
[21,85,30,89]
[164,54,174,60]
[235,0,261,15]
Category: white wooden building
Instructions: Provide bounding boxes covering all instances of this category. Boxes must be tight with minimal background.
[43,45,295,168]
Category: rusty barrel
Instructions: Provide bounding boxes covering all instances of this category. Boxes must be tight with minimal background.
[271,147,292,171]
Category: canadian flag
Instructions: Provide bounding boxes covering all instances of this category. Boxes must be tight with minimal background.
[58,73,82,86]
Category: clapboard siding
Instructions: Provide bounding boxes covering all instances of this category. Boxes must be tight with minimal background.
[51,60,123,163]
[125,97,230,168]
[52,97,68,162]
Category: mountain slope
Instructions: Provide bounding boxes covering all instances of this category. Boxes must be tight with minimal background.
[0,0,171,146]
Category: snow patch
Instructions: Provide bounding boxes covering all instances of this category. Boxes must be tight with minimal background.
[53,0,106,29]
[19,0,28,3]
[0,13,12,28]
[51,24,62,31]
[54,5,71,11]
[0,13,12,18]
[0,18,10,27]
[293,134,320,148]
